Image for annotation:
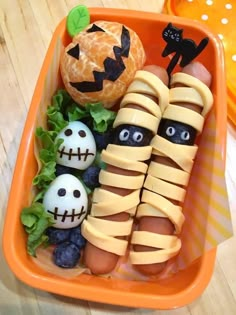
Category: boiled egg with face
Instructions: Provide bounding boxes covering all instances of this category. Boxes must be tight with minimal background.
[43,174,88,229]
[55,121,96,170]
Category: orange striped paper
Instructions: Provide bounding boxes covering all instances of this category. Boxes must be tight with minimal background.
[176,111,233,270]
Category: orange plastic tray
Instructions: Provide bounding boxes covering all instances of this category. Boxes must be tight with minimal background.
[2,8,226,309]
[166,0,236,126]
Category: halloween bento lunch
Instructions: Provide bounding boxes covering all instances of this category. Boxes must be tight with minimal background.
[3,6,229,310]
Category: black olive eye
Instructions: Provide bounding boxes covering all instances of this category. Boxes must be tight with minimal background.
[78,130,86,137]
[58,188,66,196]
[119,129,130,141]
[133,131,143,143]
[64,129,72,136]
[181,131,190,141]
[166,126,176,137]
[73,190,81,198]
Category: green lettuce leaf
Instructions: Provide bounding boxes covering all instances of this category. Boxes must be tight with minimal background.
[46,89,117,133]
[66,103,89,121]
[33,161,56,190]
[35,127,58,147]
[66,101,116,133]
[87,103,116,133]
[47,89,72,132]
[21,202,55,256]
[33,128,64,197]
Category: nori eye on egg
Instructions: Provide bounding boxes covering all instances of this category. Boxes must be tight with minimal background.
[112,124,153,147]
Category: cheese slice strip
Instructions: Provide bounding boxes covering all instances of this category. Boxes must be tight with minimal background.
[147,161,190,186]
[81,220,128,256]
[136,203,184,234]
[84,142,152,256]
[99,169,145,190]
[137,203,167,218]
[86,215,133,236]
[106,144,152,161]
[151,147,193,172]
[170,72,213,117]
[129,232,182,264]
[113,107,159,134]
[151,135,197,173]
[91,189,140,217]
[169,87,204,108]
[126,70,169,113]
[92,187,120,202]
[144,174,186,202]
[151,135,198,160]
[101,147,148,174]
[91,205,137,218]
[131,231,180,249]
[120,92,162,117]
[163,104,204,132]
[139,189,185,233]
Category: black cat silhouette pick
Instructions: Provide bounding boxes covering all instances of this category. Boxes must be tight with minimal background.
[162,23,209,76]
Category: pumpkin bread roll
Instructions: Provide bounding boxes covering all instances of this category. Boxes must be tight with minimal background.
[81,66,169,274]
[130,62,213,274]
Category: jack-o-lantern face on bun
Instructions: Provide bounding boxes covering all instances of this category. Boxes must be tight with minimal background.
[60,21,146,108]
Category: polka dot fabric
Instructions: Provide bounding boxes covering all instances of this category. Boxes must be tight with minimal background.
[166,0,236,125]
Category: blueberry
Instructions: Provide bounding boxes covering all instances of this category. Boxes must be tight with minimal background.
[55,164,75,177]
[69,226,86,249]
[46,227,71,245]
[93,129,112,151]
[80,117,93,129]
[53,241,80,268]
[82,165,101,189]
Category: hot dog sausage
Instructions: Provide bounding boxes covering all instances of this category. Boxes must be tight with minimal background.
[130,62,213,275]
[81,66,169,275]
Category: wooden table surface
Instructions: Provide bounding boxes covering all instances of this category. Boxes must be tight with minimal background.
[0,0,236,314]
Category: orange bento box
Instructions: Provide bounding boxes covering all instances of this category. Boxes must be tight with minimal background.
[3,8,227,310]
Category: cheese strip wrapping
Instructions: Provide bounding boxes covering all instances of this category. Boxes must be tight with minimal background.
[33,38,232,280]
[129,72,231,267]
[81,70,167,256]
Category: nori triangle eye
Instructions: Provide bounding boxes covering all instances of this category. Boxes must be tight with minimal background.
[112,124,153,147]
[67,44,80,60]
[158,119,197,145]
[87,24,105,33]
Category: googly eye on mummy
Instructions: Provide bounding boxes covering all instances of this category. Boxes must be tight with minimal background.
[55,121,96,170]
[158,119,197,145]
[112,124,153,147]
[43,174,88,229]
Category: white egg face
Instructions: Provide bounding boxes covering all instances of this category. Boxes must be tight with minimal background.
[56,121,96,170]
[43,174,88,229]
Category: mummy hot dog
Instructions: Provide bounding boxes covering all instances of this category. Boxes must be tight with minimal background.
[81,66,169,274]
[130,62,213,275]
